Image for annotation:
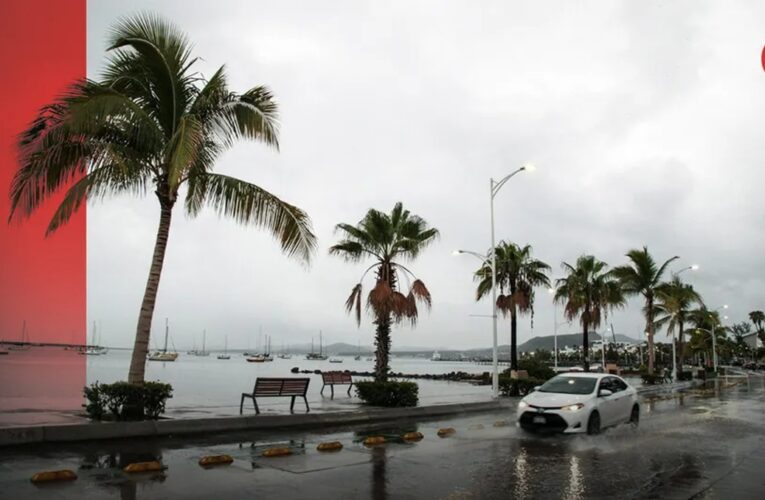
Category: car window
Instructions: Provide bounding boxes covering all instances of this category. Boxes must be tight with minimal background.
[538,376,597,395]
[611,377,628,392]
[598,378,614,393]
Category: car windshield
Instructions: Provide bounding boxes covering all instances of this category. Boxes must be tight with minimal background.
[538,376,597,395]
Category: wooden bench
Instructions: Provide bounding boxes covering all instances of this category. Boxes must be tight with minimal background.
[320,371,353,398]
[240,377,310,415]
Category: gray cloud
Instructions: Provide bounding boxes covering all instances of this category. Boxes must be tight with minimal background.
[85,0,765,350]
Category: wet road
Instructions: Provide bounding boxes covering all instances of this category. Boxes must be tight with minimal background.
[0,376,763,499]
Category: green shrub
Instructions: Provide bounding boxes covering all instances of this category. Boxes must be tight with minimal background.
[355,380,418,407]
[499,376,544,397]
[518,358,555,381]
[83,381,173,421]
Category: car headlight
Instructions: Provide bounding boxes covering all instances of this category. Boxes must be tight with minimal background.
[561,403,584,411]
[518,401,528,409]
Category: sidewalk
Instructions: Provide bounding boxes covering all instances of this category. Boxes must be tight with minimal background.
[0,378,704,447]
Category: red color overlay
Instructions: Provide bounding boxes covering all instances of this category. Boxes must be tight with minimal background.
[0,0,86,414]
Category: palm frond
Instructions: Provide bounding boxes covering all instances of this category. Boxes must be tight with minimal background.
[185,173,316,263]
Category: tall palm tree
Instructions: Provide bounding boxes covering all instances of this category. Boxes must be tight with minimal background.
[330,203,438,381]
[749,310,765,334]
[8,15,317,384]
[655,276,704,368]
[612,247,678,375]
[554,255,625,372]
[474,242,550,371]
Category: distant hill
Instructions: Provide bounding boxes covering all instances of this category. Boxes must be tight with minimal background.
[517,333,640,353]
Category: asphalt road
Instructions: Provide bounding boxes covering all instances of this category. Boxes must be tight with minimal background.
[0,376,763,499]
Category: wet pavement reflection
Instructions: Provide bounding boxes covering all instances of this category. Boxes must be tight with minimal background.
[1,376,763,499]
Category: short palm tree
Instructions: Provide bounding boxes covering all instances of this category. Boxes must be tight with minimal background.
[655,276,704,368]
[687,308,726,366]
[330,203,438,381]
[612,247,678,374]
[474,242,550,371]
[554,255,625,372]
[8,15,316,384]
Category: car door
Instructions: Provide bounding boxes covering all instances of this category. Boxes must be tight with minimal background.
[596,377,620,426]
[610,377,633,422]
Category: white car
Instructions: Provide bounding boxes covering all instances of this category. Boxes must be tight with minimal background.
[516,373,639,434]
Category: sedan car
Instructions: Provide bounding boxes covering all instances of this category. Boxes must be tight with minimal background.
[516,373,639,435]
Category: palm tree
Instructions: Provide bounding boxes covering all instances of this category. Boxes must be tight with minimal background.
[655,276,704,369]
[8,15,317,384]
[554,255,625,372]
[330,203,438,381]
[687,308,727,367]
[750,310,765,338]
[474,242,550,371]
[612,247,678,375]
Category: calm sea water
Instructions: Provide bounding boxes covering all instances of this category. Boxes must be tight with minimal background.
[0,348,493,418]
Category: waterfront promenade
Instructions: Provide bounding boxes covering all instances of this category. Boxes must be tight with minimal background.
[0,376,762,499]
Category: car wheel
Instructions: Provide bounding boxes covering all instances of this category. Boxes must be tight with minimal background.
[630,404,639,427]
[587,411,601,435]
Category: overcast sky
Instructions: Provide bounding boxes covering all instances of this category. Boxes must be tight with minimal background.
[86,0,765,350]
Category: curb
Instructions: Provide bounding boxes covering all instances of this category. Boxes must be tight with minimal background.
[0,400,501,447]
[636,379,703,396]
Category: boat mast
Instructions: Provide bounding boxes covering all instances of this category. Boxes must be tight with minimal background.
[320,330,323,356]
[92,321,97,347]
[202,329,206,353]
[164,318,169,353]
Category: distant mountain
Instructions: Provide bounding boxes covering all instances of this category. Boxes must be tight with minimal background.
[518,333,640,353]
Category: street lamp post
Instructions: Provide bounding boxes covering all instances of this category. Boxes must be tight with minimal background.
[548,287,558,370]
[669,264,698,381]
[453,249,498,397]
[490,164,534,376]
[453,163,533,399]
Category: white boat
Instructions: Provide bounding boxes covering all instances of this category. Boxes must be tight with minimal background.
[80,321,108,355]
[189,330,210,356]
[431,350,441,361]
[148,319,179,362]
[329,357,343,363]
[8,320,31,351]
[306,331,328,360]
[218,336,231,360]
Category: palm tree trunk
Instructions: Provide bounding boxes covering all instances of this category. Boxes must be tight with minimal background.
[646,297,655,375]
[678,320,685,368]
[510,307,518,371]
[582,320,590,372]
[374,314,392,382]
[127,202,174,384]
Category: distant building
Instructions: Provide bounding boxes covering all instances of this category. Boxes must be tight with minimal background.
[742,332,763,350]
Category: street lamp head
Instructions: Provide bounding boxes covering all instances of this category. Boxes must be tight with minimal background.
[723,304,729,309]
[691,264,699,270]
[452,250,463,256]
[521,163,536,172]
[547,287,555,295]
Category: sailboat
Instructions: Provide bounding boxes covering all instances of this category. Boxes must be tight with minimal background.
[354,341,361,361]
[246,333,273,362]
[217,335,231,360]
[306,331,328,360]
[148,319,179,361]
[277,340,292,359]
[189,330,210,356]
[80,321,107,355]
[8,320,31,351]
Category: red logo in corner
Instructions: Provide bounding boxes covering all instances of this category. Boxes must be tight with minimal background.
[762,45,765,71]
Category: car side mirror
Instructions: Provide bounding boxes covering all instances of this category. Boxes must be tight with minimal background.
[599,389,613,397]
[533,386,541,392]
